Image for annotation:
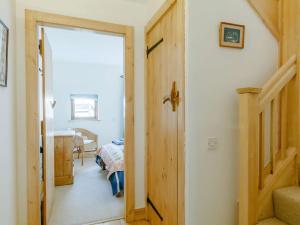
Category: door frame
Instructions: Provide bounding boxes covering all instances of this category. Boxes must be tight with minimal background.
[145,0,185,224]
[25,10,135,225]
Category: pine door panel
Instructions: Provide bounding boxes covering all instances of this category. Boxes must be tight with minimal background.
[146,3,180,225]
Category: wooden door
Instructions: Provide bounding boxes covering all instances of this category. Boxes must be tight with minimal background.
[41,28,55,224]
[146,1,184,225]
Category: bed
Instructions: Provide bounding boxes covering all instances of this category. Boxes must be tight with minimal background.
[96,142,124,197]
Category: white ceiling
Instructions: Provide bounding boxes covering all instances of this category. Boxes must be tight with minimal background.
[45,27,124,66]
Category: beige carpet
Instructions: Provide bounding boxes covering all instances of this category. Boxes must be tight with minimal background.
[49,158,124,225]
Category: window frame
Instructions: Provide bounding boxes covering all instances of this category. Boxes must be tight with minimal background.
[70,94,99,121]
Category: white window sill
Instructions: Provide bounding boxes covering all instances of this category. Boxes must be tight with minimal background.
[69,119,101,122]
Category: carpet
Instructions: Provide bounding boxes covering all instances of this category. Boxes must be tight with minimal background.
[49,158,124,225]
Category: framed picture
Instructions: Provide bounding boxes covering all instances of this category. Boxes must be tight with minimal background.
[219,22,245,49]
[0,20,9,87]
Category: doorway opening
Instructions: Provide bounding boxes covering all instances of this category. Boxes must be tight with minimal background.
[39,26,126,225]
[26,11,135,225]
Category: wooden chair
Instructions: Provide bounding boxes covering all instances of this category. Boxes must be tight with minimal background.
[75,128,98,151]
[73,128,98,166]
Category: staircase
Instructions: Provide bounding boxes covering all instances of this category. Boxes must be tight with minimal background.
[242,176,300,225]
[257,165,300,225]
[252,158,300,225]
[238,1,300,225]
[237,54,300,225]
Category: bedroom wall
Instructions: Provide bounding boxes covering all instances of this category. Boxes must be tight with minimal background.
[53,60,124,145]
[186,0,278,225]
[15,0,166,223]
[0,0,17,224]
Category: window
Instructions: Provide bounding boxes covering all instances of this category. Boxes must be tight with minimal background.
[71,94,98,120]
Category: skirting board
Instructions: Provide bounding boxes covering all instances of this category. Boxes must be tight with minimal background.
[134,208,146,221]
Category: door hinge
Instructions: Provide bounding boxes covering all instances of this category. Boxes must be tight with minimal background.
[41,120,44,135]
[147,38,164,58]
[39,39,43,55]
[147,197,163,221]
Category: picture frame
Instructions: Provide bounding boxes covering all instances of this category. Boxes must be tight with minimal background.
[219,22,245,49]
[0,19,9,87]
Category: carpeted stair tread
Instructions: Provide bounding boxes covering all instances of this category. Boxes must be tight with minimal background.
[273,186,300,225]
[257,218,287,225]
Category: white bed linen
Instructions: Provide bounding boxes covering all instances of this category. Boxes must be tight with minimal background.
[99,143,124,179]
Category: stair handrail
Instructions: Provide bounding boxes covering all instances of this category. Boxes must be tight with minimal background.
[237,54,298,225]
[259,54,297,100]
[258,54,297,110]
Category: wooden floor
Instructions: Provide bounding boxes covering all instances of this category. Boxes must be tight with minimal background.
[95,219,149,225]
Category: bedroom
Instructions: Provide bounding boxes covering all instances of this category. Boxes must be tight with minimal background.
[38,26,126,225]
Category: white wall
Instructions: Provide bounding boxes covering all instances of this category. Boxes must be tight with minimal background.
[186,0,278,225]
[0,0,17,224]
[53,60,124,145]
[146,0,166,17]
[15,0,165,224]
[14,0,280,224]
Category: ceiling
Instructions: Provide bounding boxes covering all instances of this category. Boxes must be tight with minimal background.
[45,27,124,66]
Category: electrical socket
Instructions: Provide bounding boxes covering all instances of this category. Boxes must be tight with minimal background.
[208,137,218,151]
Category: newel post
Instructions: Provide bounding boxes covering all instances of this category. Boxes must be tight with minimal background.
[237,88,261,225]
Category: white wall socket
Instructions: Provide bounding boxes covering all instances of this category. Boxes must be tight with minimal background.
[208,137,218,151]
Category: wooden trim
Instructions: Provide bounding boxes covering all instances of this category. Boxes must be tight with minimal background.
[238,91,260,225]
[259,111,265,189]
[237,0,300,222]
[259,54,296,99]
[124,25,136,223]
[280,87,288,159]
[257,148,298,219]
[177,2,186,225]
[270,100,276,173]
[134,208,146,221]
[143,19,148,218]
[259,65,297,108]
[258,147,297,203]
[27,10,127,35]
[236,87,261,94]
[25,10,135,225]
[248,0,280,40]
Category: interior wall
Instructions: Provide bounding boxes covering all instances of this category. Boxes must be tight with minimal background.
[15,0,166,224]
[0,0,17,224]
[186,0,278,225]
[146,0,166,17]
[53,60,124,145]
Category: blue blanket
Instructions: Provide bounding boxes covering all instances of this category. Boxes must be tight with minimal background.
[109,171,124,196]
[112,138,124,145]
[96,155,124,196]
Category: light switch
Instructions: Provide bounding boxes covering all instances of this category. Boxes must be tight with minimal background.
[208,137,218,151]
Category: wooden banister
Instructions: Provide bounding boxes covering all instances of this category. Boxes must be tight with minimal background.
[237,89,261,225]
[259,54,297,99]
[259,64,297,109]
[237,55,298,225]
[259,111,265,189]
[237,88,262,94]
